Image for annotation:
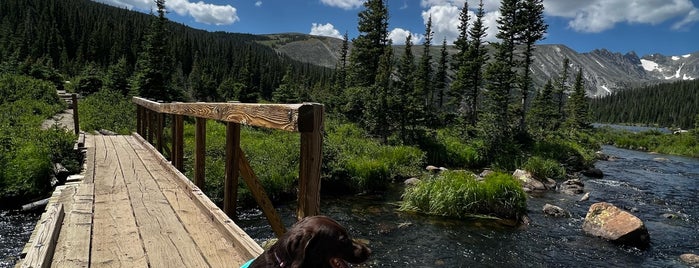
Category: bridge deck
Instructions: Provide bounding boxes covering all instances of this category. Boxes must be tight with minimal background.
[44,135,260,267]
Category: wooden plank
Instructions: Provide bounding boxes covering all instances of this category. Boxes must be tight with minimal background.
[114,135,209,268]
[52,183,94,267]
[297,104,324,219]
[132,97,312,132]
[156,112,163,153]
[237,147,286,237]
[83,135,96,184]
[131,134,263,261]
[21,203,64,268]
[91,135,148,267]
[224,122,240,217]
[195,117,206,189]
[125,136,249,268]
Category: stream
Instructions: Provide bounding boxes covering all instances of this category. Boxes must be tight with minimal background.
[238,145,699,267]
[1,145,697,267]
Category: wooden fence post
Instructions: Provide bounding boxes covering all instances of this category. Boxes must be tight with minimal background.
[224,122,240,218]
[194,117,206,189]
[297,104,324,219]
[71,93,79,135]
[171,115,184,171]
[136,106,143,136]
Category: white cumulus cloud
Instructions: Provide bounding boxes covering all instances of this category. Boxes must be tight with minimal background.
[544,0,699,33]
[93,0,239,25]
[389,28,424,45]
[310,23,343,39]
[255,1,262,7]
[420,2,499,45]
[320,0,365,10]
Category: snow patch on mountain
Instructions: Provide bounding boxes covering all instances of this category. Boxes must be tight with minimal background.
[683,54,691,58]
[672,56,680,60]
[640,59,659,72]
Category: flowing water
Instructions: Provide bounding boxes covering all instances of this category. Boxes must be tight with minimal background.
[0,210,39,267]
[238,145,699,267]
[1,145,697,267]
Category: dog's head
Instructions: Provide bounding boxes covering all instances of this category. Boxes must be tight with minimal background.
[266,215,371,268]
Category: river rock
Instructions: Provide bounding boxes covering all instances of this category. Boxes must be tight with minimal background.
[513,169,545,191]
[581,168,604,178]
[559,179,584,195]
[582,202,650,248]
[579,192,590,202]
[661,213,679,219]
[595,151,609,160]
[680,253,699,267]
[543,204,569,218]
[426,165,447,173]
[404,177,421,186]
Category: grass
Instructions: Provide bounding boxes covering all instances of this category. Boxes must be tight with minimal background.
[595,127,699,158]
[400,171,527,221]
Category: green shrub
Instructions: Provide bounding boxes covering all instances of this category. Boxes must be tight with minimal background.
[522,156,565,180]
[400,171,527,221]
[79,89,135,134]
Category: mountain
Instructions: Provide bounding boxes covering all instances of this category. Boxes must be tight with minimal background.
[259,34,697,97]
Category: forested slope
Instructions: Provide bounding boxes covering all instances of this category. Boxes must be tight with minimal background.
[590,80,699,129]
[0,0,332,101]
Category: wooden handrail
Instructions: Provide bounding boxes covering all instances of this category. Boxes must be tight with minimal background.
[132,97,324,238]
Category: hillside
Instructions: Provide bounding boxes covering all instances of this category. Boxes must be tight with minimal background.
[259,33,698,97]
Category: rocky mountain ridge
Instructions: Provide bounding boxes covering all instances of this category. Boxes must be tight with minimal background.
[259,33,697,97]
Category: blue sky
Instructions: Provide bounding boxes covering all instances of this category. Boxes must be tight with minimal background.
[94,0,699,57]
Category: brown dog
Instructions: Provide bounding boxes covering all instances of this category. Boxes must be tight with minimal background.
[248,215,371,268]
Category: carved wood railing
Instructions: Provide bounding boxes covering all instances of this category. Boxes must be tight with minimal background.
[132,97,324,237]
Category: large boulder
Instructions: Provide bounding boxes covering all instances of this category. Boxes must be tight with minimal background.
[513,169,545,191]
[680,253,699,267]
[581,168,604,178]
[582,202,650,248]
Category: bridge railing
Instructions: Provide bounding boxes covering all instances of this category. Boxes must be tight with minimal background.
[132,97,324,237]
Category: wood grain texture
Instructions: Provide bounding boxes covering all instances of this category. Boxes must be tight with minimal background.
[224,122,240,218]
[195,117,206,189]
[91,135,148,267]
[21,204,64,268]
[132,97,320,132]
[297,104,324,219]
[237,147,287,237]
[51,182,93,268]
[132,133,263,261]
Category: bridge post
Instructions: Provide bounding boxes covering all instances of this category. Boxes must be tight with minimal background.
[194,117,206,189]
[224,122,240,218]
[71,93,79,135]
[136,106,143,136]
[297,103,324,219]
[172,114,184,171]
[156,112,164,153]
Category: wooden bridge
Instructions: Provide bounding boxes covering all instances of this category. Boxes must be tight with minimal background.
[16,97,324,267]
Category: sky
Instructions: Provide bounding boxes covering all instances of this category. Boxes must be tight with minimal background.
[93,0,699,57]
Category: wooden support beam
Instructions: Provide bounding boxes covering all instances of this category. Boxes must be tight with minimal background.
[156,112,163,153]
[224,122,241,218]
[172,115,184,171]
[194,117,206,189]
[237,147,286,237]
[136,106,143,136]
[297,104,324,219]
[71,93,79,135]
[146,109,153,143]
[20,203,64,268]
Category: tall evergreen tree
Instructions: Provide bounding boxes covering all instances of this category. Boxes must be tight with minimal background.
[564,68,590,130]
[131,0,179,101]
[415,15,434,125]
[365,43,394,142]
[527,80,557,137]
[452,1,470,70]
[395,34,416,143]
[465,0,489,127]
[105,56,130,95]
[273,67,299,103]
[336,31,349,91]
[515,0,547,133]
[554,57,570,128]
[348,0,388,88]
[435,38,448,112]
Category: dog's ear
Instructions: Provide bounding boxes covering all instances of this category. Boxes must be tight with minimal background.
[287,229,315,268]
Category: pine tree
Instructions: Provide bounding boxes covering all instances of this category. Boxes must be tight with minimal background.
[348,0,388,88]
[554,58,570,129]
[131,0,179,101]
[515,0,547,133]
[336,31,349,91]
[527,80,557,137]
[273,67,299,103]
[564,68,590,130]
[415,15,434,126]
[435,38,448,113]
[452,1,469,70]
[464,0,489,127]
[395,34,416,143]
[105,56,130,95]
[365,43,393,142]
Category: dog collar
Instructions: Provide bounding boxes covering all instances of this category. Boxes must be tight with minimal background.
[274,252,287,267]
